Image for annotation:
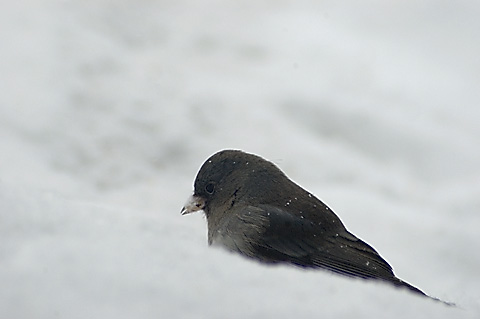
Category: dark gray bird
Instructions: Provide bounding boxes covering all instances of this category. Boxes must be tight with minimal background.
[181,149,451,304]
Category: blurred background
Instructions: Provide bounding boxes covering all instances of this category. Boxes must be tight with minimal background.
[1,1,479,318]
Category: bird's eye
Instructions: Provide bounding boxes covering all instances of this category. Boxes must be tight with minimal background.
[205,183,215,194]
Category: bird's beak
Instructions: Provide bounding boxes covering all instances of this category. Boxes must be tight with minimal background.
[181,194,206,215]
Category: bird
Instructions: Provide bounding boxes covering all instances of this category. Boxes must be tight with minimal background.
[181,149,452,305]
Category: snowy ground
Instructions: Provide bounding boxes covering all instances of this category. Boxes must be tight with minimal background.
[1,1,479,318]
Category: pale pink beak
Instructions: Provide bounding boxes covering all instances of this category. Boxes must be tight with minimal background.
[181,195,206,215]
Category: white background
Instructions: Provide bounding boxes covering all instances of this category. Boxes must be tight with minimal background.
[1,1,479,318]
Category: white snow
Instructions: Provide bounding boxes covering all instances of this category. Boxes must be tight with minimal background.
[1,1,480,318]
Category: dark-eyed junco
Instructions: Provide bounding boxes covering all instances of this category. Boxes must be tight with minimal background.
[182,149,451,304]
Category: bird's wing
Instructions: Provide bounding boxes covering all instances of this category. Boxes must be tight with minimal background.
[218,204,398,282]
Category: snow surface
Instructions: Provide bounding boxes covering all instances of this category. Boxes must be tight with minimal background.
[1,1,479,318]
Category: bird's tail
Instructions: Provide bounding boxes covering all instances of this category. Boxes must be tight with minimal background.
[392,277,455,307]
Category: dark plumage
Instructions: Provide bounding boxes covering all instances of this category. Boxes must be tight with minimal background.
[181,149,451,304]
